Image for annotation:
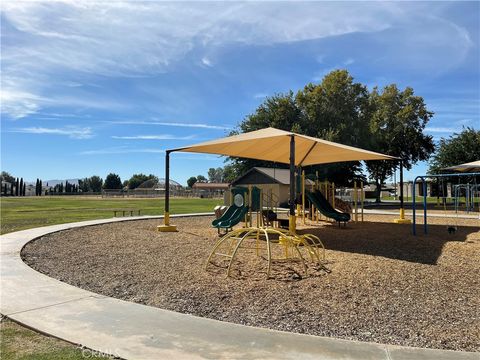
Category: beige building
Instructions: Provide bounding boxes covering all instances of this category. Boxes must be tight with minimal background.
[230,167,314,206]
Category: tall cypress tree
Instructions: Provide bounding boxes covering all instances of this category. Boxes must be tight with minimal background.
[15,178,19,196]
[3,184,7,196]
[39,180,43,196]
[19,178,24,196]
[23,182,26,196]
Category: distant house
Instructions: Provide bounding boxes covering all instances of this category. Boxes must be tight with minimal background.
[230,167,314,205]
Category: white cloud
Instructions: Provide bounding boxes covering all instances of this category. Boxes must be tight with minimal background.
[1,1,474,118]
[201,57,213,67]
[424,127,458,133]
[111,134,195,140]
[107,120,231,130]
[80,147,164,155]
[11,126,94,139]
[253,93,268,99]
[0,89,42,119]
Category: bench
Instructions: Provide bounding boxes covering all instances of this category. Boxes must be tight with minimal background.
[113,209,142,217]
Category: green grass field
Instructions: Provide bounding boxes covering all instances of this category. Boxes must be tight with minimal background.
[0,196,222,234]
[0,195,221,359]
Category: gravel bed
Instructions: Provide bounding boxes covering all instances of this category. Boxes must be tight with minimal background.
[22,215,480,352]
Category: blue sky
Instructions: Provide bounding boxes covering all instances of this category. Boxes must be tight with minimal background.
[1,1,479,185]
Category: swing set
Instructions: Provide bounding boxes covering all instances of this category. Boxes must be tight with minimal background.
[412,172,480,235]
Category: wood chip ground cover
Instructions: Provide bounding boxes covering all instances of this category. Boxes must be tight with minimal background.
[21,215,480,352]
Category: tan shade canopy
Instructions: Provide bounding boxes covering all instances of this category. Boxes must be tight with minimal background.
[172,127,396,166]
[443,160,480,172]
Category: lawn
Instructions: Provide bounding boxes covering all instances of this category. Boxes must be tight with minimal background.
[0,318,107,360]
[0,196,221,234]
[0,195,221,359]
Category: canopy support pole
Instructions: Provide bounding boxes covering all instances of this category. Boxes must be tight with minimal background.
[394,159,411,224]
[157,150,178,232]
[289,135,296,233]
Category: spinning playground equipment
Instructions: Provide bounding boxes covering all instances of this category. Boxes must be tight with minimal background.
[206,186,325,278]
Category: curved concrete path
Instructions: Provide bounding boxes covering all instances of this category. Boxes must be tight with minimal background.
[1,215,477,360]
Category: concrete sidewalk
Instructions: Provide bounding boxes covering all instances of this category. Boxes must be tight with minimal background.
[1,215,478,360]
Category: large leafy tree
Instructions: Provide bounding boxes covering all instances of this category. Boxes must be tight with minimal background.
[365,85,435,201]
[88,176,103,192]
[227,70,434,190]
[229,70,372,185]
[429,127,480,174]
[208,167,224,182]
[222,164,237,183]
[196,175,207,183]
[187,176,197,188]
[295,70,372,184]
[228,91,300,177]
[104,173,122,189]
[127,173,156,189]
[0,171,15,184]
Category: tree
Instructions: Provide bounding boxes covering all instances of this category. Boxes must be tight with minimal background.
[3,184,7,196]
[229,70,373,185]
[104,173,122,189]
[88,176,103,192]
[196,175,207,183]
[39,180,42,196]
[15,178,19,196]
[127,174,156,189]
[208,167,224,182]
[187,176,198,188]
[22,182,26,196]
[78,179,89,192]
[0,171,15,184]
[222,164,237,183]
[365,85,435,201]
[429,127,480,174]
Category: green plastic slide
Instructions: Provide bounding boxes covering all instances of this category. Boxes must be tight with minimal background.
[212,205,249,229]
[306,190,350,224]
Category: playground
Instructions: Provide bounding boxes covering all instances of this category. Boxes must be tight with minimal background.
[4,129,479,358]
[22,214,479,352]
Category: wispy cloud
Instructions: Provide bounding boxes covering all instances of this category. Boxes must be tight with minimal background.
[253,93,268,99]
[111,134,195,140]
[201,57,213,67]
[11,126,94,139]
[0,89,42,119]
[80,147,164,155]
[3,1,472,119]
[107,120,231,130]
[425,126,461,133]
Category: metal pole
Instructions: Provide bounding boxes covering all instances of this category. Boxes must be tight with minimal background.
[423,179,428,234]
[399,160,404,214]
[165,150,170,225]
[302,170,305,224]
[289,135,296,233]
[412,176,417,235]
[157,150,177,231]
